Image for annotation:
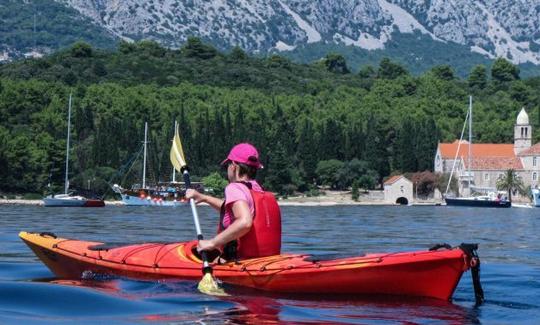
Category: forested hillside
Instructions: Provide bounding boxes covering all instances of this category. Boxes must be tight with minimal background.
[0,0,116,60]
[1,40,539,197]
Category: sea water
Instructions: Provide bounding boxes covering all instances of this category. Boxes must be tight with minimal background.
[0,205,539,324]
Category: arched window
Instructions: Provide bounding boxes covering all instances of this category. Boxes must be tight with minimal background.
[525,127,528,137]
[521,127,525,137]
[533,172,537,181]
[534,157,537,167]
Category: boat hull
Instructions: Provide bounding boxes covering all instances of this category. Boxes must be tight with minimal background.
[119,194,186,207]
[532,189,540,207]
[43,197,104,207]
[445,197,511,208]
[19,232,472,300]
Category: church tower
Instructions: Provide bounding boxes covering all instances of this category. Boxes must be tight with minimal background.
[514,108,532,155]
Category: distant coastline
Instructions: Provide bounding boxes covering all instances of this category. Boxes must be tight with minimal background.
[0,191,443,207]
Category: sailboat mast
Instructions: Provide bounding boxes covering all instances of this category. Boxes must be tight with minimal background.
[142,122,148,189]
[172,121,177,183]
[64,93,72,194]
[468,96,472,193]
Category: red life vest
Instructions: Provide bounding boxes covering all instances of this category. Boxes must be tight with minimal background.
[219,182,281,260]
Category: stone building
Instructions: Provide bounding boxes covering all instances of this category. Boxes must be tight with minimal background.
[434,108,539,197]
[383,175,413,205]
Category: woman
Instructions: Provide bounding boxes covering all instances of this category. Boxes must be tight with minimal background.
[186,143,281,260]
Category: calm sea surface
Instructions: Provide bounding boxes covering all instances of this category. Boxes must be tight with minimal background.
[0,205,539,324]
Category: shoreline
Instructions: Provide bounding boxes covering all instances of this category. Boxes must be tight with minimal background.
[0,197,443,207]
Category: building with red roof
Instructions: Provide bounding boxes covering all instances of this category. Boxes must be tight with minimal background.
[434,108,537,196]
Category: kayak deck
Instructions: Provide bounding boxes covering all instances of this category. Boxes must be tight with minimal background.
[19,231,476,300]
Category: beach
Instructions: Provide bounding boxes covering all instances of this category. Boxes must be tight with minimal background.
[0,191,442,206]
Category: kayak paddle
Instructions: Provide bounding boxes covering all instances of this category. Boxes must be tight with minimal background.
[170,122,226,296]
[182,167,227,296]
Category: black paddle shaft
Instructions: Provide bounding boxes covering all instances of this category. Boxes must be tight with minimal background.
[183,167,213,275]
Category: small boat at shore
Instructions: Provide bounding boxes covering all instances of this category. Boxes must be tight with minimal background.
[43,94,104,208]
[443,97,510,208]
[445,195,511,208]
[532,187,540,207]
[43,194,104,207]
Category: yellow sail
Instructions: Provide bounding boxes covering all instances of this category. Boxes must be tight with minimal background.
[170,123,187,172]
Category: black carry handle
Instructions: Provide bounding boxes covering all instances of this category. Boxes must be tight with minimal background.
[459,243,485,305]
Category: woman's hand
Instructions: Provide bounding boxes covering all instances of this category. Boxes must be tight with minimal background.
[197,239,218,252]
[185,189,204,203]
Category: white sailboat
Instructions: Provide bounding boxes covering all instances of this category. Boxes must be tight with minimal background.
[43,94,104,207]
[444,96,510,208]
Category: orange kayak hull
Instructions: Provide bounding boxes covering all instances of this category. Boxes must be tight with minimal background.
[19,231,472,300]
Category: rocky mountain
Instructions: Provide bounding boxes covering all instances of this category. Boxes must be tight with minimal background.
[2,0,540,74]
[55,0,540,65]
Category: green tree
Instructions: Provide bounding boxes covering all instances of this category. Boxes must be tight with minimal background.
[316,159,344,189]
[351,180,360,201]
[297,118,318,183]
[322,53,350,74]
[70,42,93,58]
[181,37,218,59]
[394,119,416,172]
[468,65,487,89]
[228,46,247,62]
[378,58,408,79]
[364,115,389,184]
[202,172,228,197]
[416,117,439,171]
[265,144,294,195]
[496,169,527,202]
[431,65,455,81]
[358,65,376,79]
[358,174,377,191]
[491,58,520,83]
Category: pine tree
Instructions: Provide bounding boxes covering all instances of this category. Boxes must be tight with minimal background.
[297,118,318,184]
[468,65,487,89]
[364,114,390,185]
[395,118,416,172]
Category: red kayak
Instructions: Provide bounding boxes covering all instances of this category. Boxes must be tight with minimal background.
[19,232,484,301]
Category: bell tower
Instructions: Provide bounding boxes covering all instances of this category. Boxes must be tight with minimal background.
[514,108,532,155]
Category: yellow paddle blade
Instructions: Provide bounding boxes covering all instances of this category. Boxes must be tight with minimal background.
[170,123,187,172]
[197,273,228,296]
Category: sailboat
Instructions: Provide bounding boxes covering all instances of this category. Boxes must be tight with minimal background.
[112,121,202,206]
[444,96,511,208]
[43,94,105,207]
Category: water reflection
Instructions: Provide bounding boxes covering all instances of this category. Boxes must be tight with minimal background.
[41,277,482,324]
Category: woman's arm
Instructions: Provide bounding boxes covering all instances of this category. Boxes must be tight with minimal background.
[185,189,223,212]
[198,200,252,251]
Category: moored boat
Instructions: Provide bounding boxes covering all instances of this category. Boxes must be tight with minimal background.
[445,195,511,208]
[43,194,105,207]
[19,231,484,302]
[43,93,104,207]
[112,183,190,207]
[112,121,202,207]
[532,187,540,207]
[443,96,511,208]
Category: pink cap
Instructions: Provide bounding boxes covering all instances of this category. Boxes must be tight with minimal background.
[221,143,263,169]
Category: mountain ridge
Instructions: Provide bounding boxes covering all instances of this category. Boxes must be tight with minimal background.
[2,0,540,77]
[56,0,540,65]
